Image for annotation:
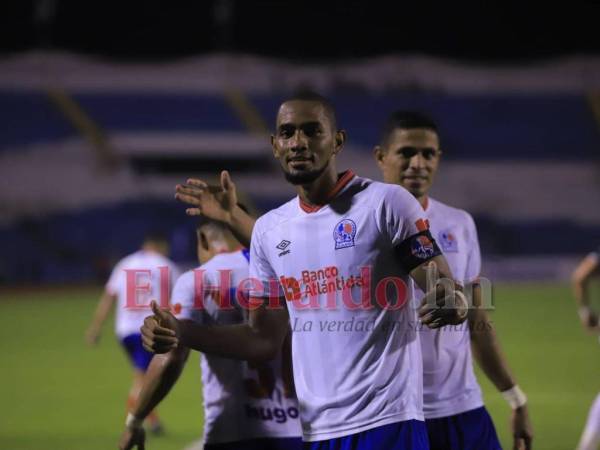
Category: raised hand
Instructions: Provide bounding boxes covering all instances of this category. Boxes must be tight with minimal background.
[175,170,238,224]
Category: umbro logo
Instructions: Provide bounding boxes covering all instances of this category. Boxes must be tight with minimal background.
[276,240,291,257]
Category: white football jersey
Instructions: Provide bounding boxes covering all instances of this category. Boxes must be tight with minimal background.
[249,171,433,441]
[416,197,484,419]
[173,249,302,445]
[106,250,180,339]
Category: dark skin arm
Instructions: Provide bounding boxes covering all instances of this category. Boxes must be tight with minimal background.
[141,300,290,362]
[469,283,533,450]
[118,342,190,450]
[85,291,117,345]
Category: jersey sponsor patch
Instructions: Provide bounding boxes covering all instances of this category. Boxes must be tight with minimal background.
[438,229,459,253]
[333,219,357,250]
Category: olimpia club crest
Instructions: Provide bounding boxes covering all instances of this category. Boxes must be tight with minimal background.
[333,219,357,250]
[438,229,459,253]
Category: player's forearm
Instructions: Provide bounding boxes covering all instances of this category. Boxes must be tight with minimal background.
[132,348,189,420]
[228,205,255,247]
[89,293,115,330]
[572,276,590,308]
[410,255,455,293]
[470,309,516,391]
[179,320,278,362]
[571,255,598,307]
[573,283,589,309]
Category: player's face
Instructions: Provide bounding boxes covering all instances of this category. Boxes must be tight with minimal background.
[375,128,440,199]
[272,100,343,185]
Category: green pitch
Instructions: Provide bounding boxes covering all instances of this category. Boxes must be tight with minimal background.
[0,283,598,450]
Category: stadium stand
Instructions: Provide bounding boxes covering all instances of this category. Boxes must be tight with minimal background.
[1,54,599,283]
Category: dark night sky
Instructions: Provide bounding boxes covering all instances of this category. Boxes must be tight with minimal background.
[2,1,600,62]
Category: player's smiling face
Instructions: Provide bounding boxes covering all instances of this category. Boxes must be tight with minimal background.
[375,127,440,199]
[272,100,343,185]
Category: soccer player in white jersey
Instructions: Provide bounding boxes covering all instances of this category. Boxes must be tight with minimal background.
[144,92,469,449]
[86,232,180,433]
[572,249,600,450]
[118,220,302,450]
[374,111,533,450]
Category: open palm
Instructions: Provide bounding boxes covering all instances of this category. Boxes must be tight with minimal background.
[175,170,237,223]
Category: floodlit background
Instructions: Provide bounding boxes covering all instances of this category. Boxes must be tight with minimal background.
[1,2,599,449]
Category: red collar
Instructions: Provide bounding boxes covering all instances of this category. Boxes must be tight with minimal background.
[299,170,356,213]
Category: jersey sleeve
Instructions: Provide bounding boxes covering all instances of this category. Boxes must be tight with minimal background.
[248,218,283,299]
[376,184,442,272]
[463,212,482,284]
[172,270,211,324]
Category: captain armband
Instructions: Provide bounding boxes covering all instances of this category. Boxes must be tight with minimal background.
[394,230,442,273]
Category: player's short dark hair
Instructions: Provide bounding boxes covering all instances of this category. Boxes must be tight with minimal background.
[380,111,439,147]
[195,218,227,234]
[280,90,337,131]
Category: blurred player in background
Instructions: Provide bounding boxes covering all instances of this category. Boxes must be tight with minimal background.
[374,111,533,450]
[86,232,180,433]
[572,250,600,450]
[149,92,469,449]
[119,220,302,450]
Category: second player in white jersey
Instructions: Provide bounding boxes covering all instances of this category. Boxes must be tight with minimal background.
[174,249,302,445]
[118,221,302,450]
[417,197,483,418]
